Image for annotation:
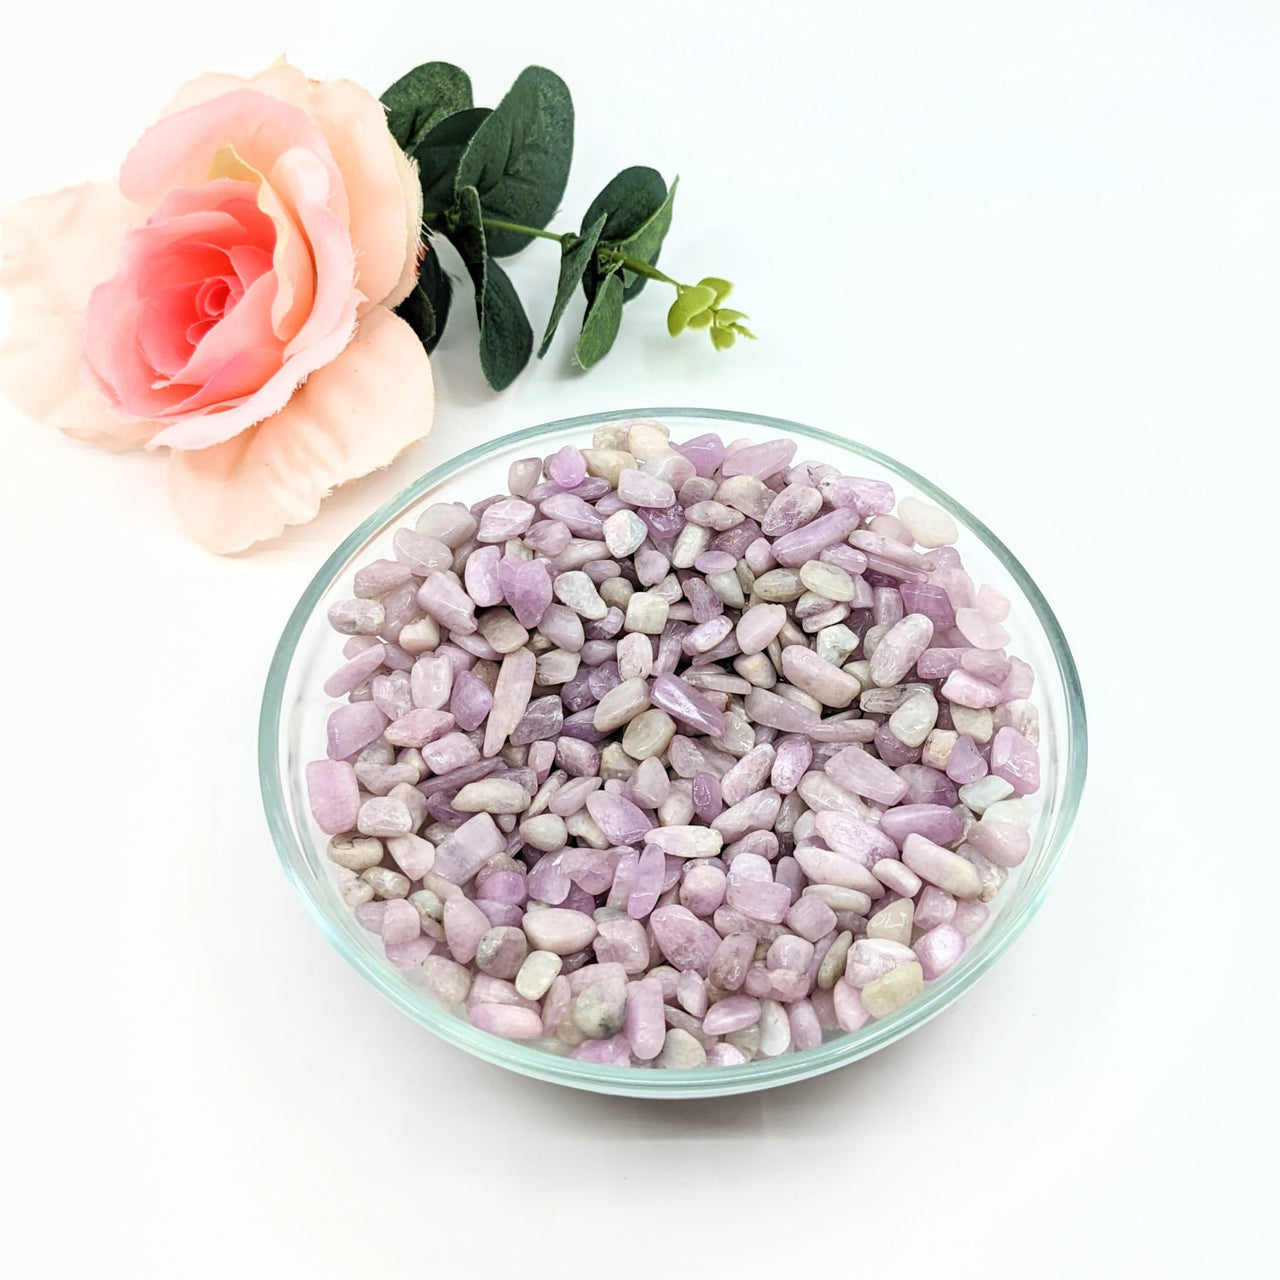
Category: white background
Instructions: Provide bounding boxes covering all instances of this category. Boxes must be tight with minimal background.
[0,2,1274,1276]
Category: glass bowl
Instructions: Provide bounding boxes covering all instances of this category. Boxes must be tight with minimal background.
[260,407,1087,1099]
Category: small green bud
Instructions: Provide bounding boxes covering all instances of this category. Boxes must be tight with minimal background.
[667,283,718,336]
[697,277,733,304]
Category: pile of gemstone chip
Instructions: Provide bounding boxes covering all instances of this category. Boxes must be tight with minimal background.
[305,419,1042,1068]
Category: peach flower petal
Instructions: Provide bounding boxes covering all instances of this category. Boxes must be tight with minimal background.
[263,146,358,357]
[167,307,433,553]
[0,182,152,448]
[81,195,271,415]
[169,270,278,392]
[388,145,425,309]
[160,64,420,309]
[81,160,361,449]
[92,96,367,447]
[119,89,348,230]
[147,301,356,451]
[206,143,315,341]
[138,280,204,374]
[300,74,422,309]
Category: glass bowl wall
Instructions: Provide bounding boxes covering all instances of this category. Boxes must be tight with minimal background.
[260,408,1087,1099]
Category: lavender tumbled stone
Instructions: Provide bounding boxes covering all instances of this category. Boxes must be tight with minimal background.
[483,648,536,757]
[503,558,554,629]
[649,905,722,974]
[673,432,726,476]
[868,613,934,687]
[447,671,493,733]
[585,791,652,846]
[650,673,727,737]
[618,469,677,508]
[326,702,388,760]
[913,924,966,979]
[548,445,587,489]
[989,726,1040,795]
[878,803,964,849]
[324,644,387,698]
[417,573,477,635]
[966,818,1031,867]
[306,760,360,835]
[771,508,860,567]
[702,995,762,1035]
[825,745,908,806]
[434,813,505,884]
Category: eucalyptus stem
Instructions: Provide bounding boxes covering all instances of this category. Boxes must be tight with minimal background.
[478,218,567,245]
[601,253,678,286]
[480,217,680,288]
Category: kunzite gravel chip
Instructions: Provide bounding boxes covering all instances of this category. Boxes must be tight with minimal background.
[306,422,1046,1069]
[523,908,598,955]
[306,761,360,835]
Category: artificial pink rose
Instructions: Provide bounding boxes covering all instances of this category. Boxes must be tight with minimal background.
[0,63,434,552]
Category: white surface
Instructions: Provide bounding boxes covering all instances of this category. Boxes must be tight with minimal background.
[0,3,1273,1276]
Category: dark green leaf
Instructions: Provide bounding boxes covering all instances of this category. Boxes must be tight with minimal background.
[381,63,473,154]
[574,273,624,369]
[538,212,607,359]
[581,166,668,242]
[478,259,533,390]
[608,177,678,300]
[414,108,493,221]
[580,167,667,305]
[455,66,574,257]
[394,245,453,354]
[396,283,436,349]
[448,187,531,390]
[447,185,487,273]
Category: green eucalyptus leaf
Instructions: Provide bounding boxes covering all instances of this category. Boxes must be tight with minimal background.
[455,66,574,257]
[395,245,453,354]
[478,258,533,389]
[575,273,624,369]
[396,281,437,349]
[414,107,493,221]
[714,308,748,327]
[580,167,667,304]
[667,283,717,336]
[698,277,733,305]
[581,166,668,241]
[381,62,473,154]
[607,176,678,301]
[539,212,607,359]
[447,185,487,272]
[446,186,531,389]
[710,324,736,351]
[686,309,714,330]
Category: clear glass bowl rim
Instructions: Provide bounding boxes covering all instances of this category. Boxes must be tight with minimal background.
[259,406,1088,1099]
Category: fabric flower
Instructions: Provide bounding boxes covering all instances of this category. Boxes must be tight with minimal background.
[0,63,434,552]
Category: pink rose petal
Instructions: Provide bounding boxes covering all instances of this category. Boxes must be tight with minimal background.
[0,182,151,448]
[166,308,433,552]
